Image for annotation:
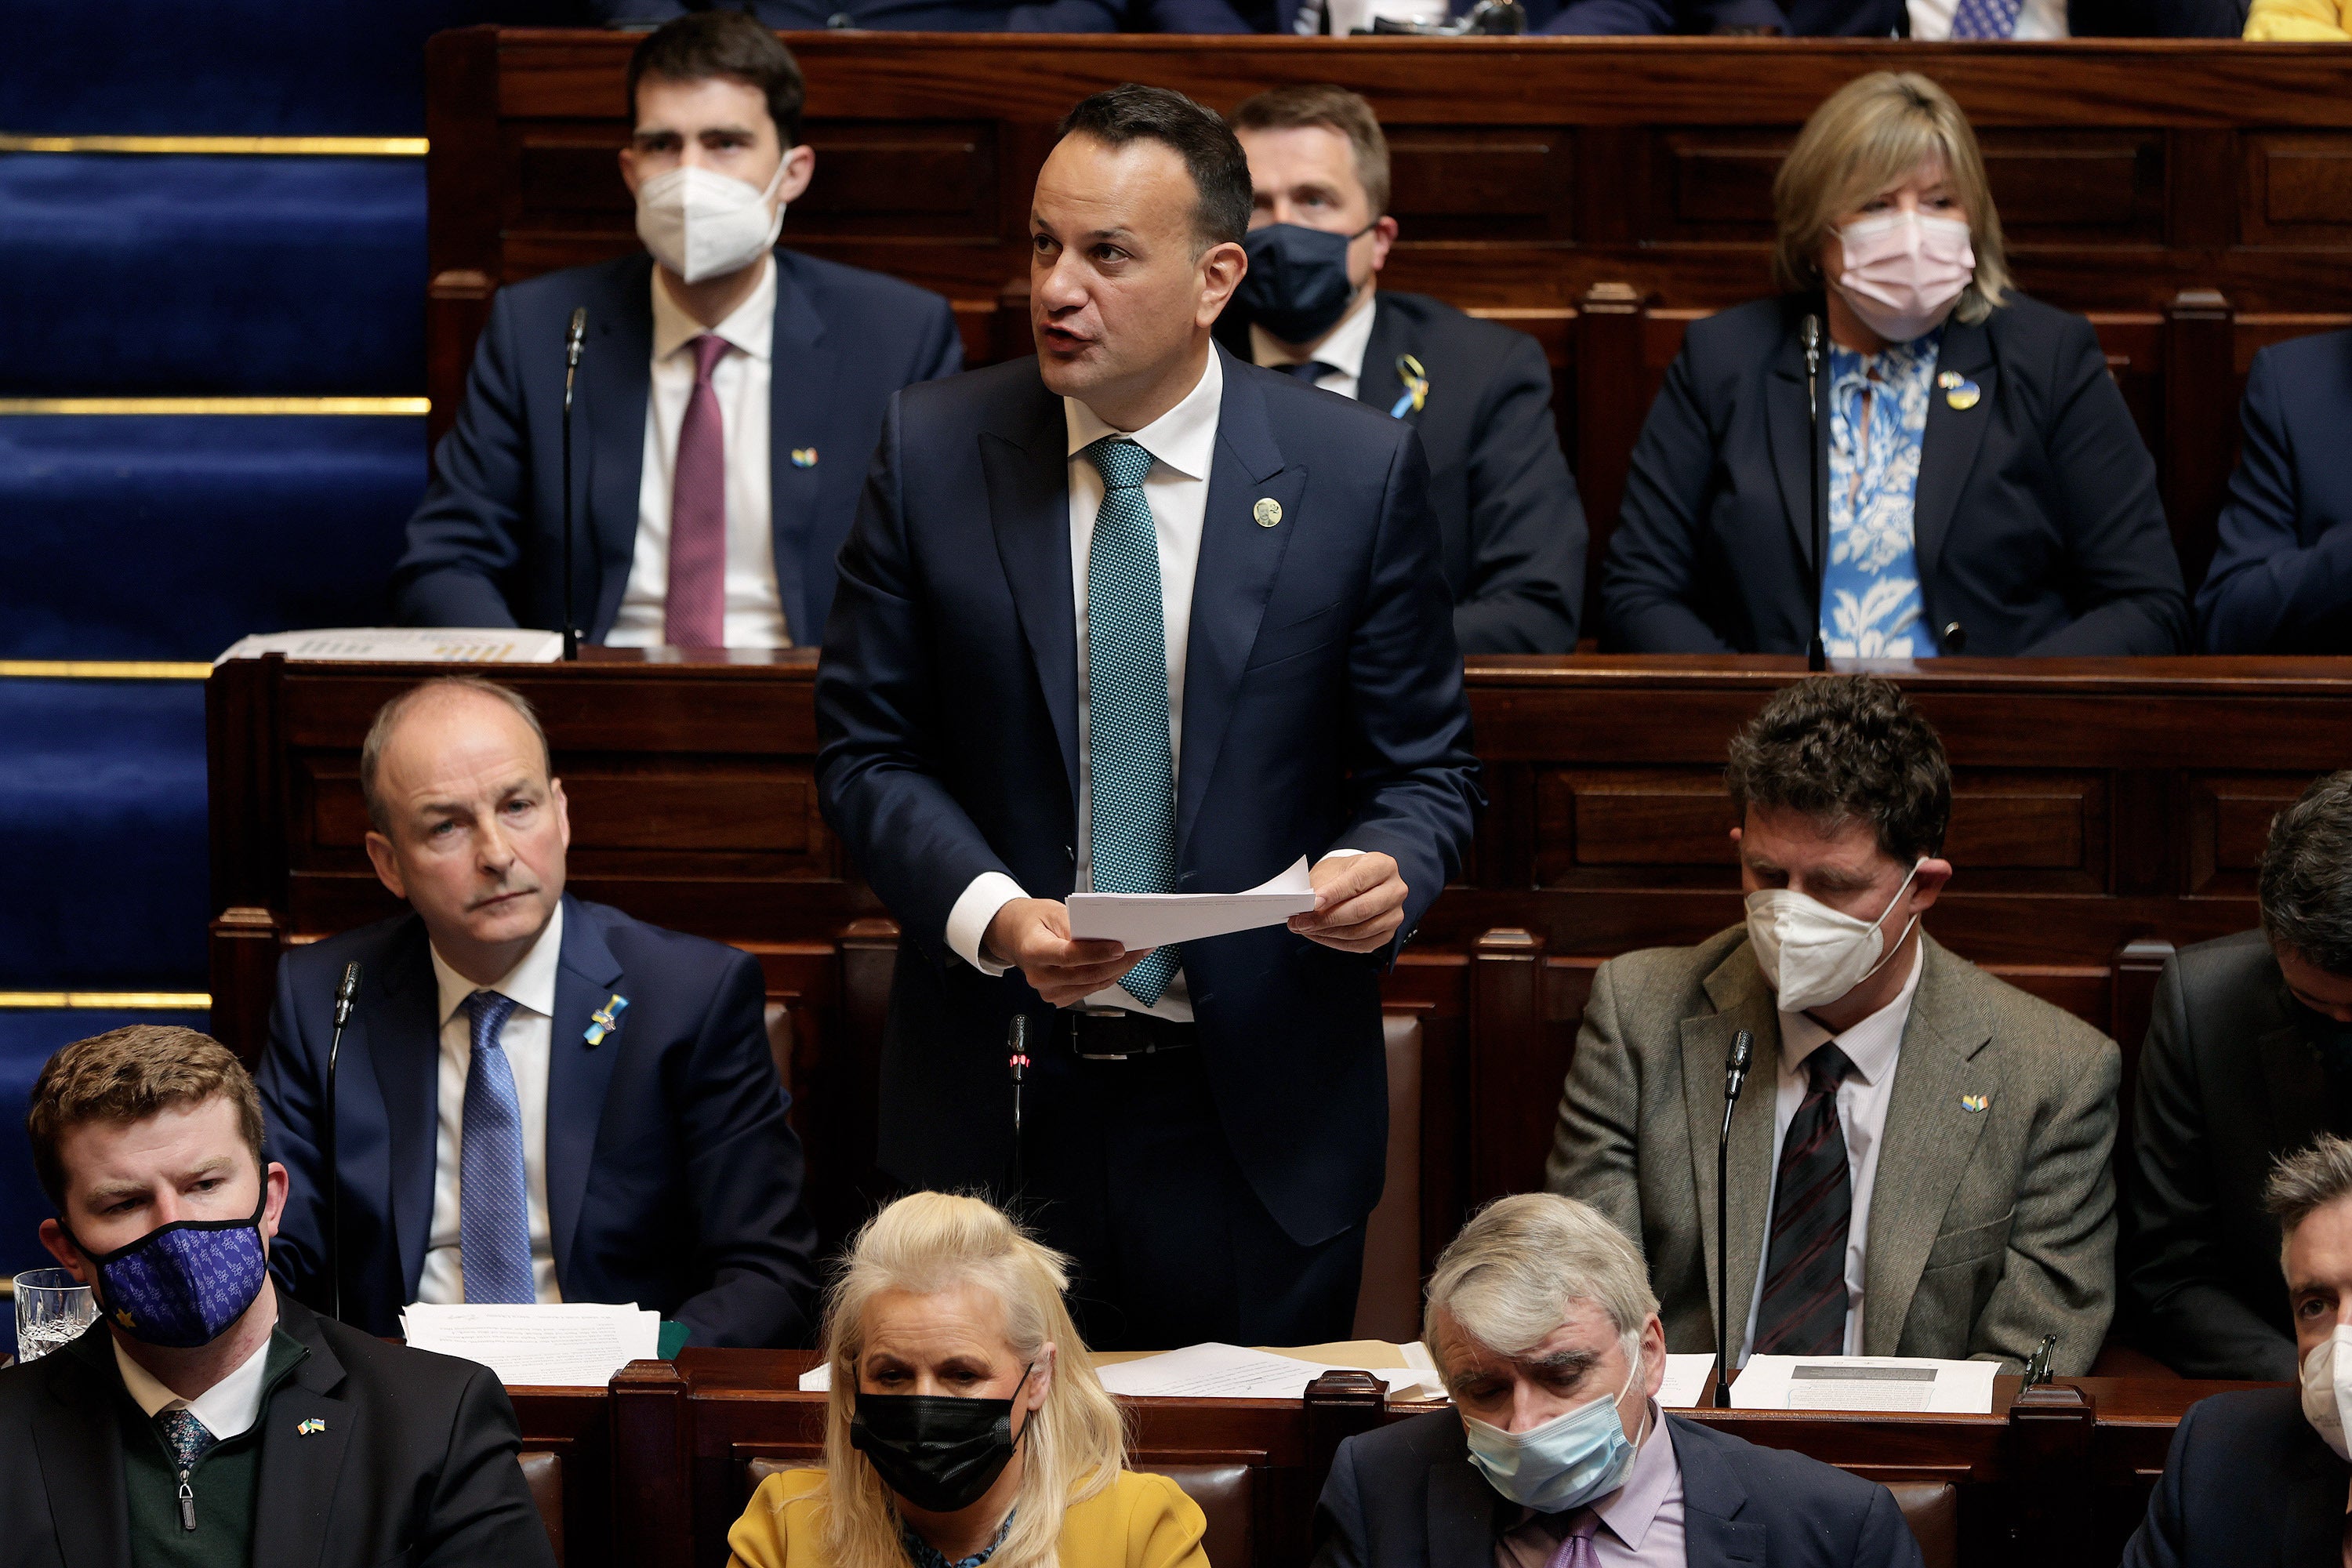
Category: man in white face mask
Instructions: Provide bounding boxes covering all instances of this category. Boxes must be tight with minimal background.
[394,11,964,651]
[1548,673,2121,1374]
[2124,1132,2352,1568]
[1312,1193,1924,1568]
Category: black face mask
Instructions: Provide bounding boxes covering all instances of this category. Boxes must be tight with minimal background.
[1237,222,1373,344]
[851,1363,1033,1514]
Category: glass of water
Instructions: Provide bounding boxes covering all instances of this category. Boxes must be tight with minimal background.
[13,1268,96,1364]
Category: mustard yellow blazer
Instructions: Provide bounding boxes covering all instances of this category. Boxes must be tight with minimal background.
[728,1468,1210,1568]
[2244,0,2350,38]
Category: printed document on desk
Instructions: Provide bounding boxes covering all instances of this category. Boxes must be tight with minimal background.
[400,1302,660,1387]
[1730,1355,1998,1413]
[1655,1352,1718,1410]
[215,628,563,664]
[1067,857,1317,948]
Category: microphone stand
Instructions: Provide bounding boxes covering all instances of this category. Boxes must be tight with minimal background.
[561,307,588,661]
[1802,311,1827,673]
[325,961,361,1324]
[1005,1014,1032,1218]
[1715,1028,1754,1408]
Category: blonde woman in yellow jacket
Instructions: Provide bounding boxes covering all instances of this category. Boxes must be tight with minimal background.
[2245,0,2350,38]
[728,1192,1210,1568]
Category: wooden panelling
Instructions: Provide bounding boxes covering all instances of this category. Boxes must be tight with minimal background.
[1386,126,1573,242]
[2185,769,2307,897]
[2243,132,2352,244]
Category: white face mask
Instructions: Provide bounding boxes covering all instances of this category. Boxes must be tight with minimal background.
[635,160,787,285]
[1835,209,1974,344]
[2302,1326,2352,1461]
[1745,858,1924,1014]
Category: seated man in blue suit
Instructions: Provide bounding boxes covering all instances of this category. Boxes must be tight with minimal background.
[258,677,818,1347]
[1313,1193,1926,1568]
[815,85,1480,1349]
[2125,1133,2352,1567]
[394,12,962,649]
[2197,328,2352,652]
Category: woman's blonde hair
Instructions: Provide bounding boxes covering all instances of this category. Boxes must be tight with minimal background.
[818,1192,1127,1568]
[1771,71,2009,324]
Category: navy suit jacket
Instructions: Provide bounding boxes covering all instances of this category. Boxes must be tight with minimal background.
[1602,292,2189,656]
[814,347,1481,1248]
[2125,1388,2350,1568]
[590,0,1144,25]
[1217,290,1586,652]
[1312,1406,1926,1568]
[257,895,820,1348]
[393,249,961,646]
[2197,328,2352,653]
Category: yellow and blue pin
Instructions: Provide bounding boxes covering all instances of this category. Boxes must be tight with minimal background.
[1960,1093,1990,1113]
[1388,354,1429,419]
[789,447,818,468]
[1936,370,1981,412]
[297,1417,327,1437]
[585,993,629,1047]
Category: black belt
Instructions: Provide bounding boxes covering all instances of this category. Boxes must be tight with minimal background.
[1060,1007,1196,1060]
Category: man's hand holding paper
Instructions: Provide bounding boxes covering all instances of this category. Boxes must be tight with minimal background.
[1290,851,1408,953]
[983,898,1151,1007]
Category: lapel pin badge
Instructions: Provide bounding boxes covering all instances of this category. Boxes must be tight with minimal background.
[297,1418,326,1437]
[1253,497,1283,529]
[790,447,818,468]
[1388,353,1429,420]
[1938,371,1982,412]
[1960,1094,1990,1113]
[585,993,629,1047]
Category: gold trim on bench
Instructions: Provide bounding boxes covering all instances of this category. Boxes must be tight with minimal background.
[0,993,211,1010]
[0,135,426,156]
[0,661,212,679]
[0,397,428,416]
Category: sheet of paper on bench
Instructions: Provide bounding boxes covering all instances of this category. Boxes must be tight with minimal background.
[1656,1352,1716,1410]
[1066,858,1317,948]
[1730,1355,1997,1414]
[800,1340,1446,1401]
[215,627,563,665]
[400,1302,659,1388]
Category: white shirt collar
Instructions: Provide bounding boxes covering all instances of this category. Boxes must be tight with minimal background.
[430,898,566,1029]
[1248,288,1377,383]
[651,252,776,365]
[1778,935,1926,1086]
[114,1322,276,1443]
[1063,345,1223,481]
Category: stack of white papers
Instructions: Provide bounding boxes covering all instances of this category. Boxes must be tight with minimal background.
[401,1302,660,1387]
[799,1340,1449,1402]
[215,627,563,664]
[1655,1352,1718,1409]
[1730,1356,1998,1414]
[1067,858,1319,947]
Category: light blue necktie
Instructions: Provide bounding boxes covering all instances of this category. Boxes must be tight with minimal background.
[459,989,534,1303]
[1948,0,2024,36]
[1082,436,1181,1007]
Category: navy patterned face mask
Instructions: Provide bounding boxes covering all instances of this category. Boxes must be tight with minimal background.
[68,1192,269,1349]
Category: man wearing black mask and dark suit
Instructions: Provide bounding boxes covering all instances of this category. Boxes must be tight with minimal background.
[1215,85,1585,654]
[2129,770,2352,1380]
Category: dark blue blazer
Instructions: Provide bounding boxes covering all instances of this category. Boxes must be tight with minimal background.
[1312,1406,1926,1568]
[588,0,1142,28]
[2124,1388,2350,1568]
[814,347,1481,1248]
[1602,292,2189,657]
[393,248,962,646]
[256,895,820,1348]
[2197,329,2352,653]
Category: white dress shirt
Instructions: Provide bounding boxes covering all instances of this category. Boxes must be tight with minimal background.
[114,1328,274,1442]
[608,257,789,649]
[1907,0,2067,36]
[944,350,1226,1022]
[416,902,565,1306]
[1739,938,1926,1363]
[1249,289,1378,402]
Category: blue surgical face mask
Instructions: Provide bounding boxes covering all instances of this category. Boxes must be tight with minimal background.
[1461,1348,1645,1513]
[1236,221,1374,344]
[67,1190,270,1350]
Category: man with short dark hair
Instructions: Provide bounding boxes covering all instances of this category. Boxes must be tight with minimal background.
[2127,770,2352,1379]
[2123,1131,2352,1567]
[396,11,962,649]
[816,84,1480,1348]
[1547,674,2120,1371]
[1221,85,1585,653]
[1,1026,557,1568]
[258,676,818,1345]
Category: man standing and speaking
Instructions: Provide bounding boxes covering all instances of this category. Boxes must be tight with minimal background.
[816,85,1479,1349]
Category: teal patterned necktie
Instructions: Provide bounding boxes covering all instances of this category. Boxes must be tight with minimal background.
[1081,436,1181,1007]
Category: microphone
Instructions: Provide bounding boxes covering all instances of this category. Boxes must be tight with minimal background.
[1800,314,1827,673]
[1715,1027,1754,1408]
[561,307,588,662]
[325,960,361,1324]
[1005,1014,1033,1216]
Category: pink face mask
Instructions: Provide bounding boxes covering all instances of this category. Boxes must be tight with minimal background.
[1835,209,1975,344]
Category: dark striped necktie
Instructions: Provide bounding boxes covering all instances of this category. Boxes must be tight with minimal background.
[1278,359,1338,384]
[1754,1040,1856,1358]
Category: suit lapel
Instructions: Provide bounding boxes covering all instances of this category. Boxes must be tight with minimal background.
[546,898,626,1281]
[2258,1018,2330,1160]
[982,372,1083,814]
[1861,937,1994,1354]
[1911,319,1995,588]
[1765,322,1820,586]
[365,924,444,1304]
[250,1317,352,1568]
[1669,1421,1766,1565]
[2281,1444,2352,1563]
[1177,351,1304,861]
[1359,299,1412,424]
[31,1342,130,1568]
[765,256,839,644]
[1425,1448,1501,1568]
[1680,945,1780,1359]
[583,259,655,641]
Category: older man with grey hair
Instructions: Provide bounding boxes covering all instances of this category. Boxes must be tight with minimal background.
[1311,1193,1924,1568]
[2125,1133,2352,1567]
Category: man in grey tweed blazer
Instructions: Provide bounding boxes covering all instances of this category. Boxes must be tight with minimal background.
[1546,676,2120,1375]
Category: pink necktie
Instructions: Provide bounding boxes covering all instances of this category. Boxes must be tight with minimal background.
[665,332,731,648]
[1545,1512,1602,1568]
